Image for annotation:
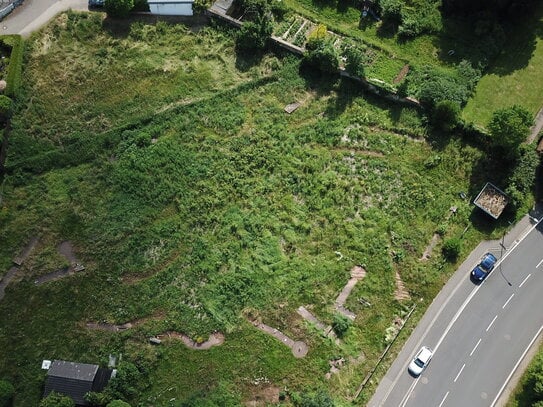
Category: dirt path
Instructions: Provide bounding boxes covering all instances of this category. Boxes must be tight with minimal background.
[85,320,225,350]
[13,236,39,266]
[34,241,84,285]
[157,331,225,350]
[250,320,308,358]
[1,236,39,300]
[394,270,410,301]
[0,266,18,300]
[334,265,366,320]
[420,233,440,261]
[297,306,337,340]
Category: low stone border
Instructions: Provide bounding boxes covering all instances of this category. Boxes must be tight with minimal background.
[250,320,308,358]
[156,331,225,350]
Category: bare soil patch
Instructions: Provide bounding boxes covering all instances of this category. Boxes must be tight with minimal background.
[393,64,410,84]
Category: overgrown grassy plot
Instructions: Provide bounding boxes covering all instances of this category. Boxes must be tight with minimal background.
[0,12,503,406]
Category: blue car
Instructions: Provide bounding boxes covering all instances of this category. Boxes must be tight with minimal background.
[471,252,497,281]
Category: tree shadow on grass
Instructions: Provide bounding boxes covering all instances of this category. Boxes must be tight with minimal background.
[376,20,397,39]
[234,48,265,72]
[433,2,543,75]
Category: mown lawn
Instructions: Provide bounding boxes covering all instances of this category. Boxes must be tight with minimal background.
[462,1,543,127]
[0,11,517,406]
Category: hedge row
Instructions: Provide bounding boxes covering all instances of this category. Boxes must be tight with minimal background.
[2,35,24,98]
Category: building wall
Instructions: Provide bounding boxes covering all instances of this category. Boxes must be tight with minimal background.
[149,2,193,15]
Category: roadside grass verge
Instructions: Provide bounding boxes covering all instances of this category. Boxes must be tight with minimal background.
[0,11,522,406]
[506,344,543,407]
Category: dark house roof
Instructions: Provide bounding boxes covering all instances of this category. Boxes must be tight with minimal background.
[43,360,113,406]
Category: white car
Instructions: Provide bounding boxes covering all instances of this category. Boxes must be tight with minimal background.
[408,346,433,376]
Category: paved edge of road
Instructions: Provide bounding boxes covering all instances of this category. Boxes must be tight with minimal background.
[493,326,543,407]
[367,206,543,407]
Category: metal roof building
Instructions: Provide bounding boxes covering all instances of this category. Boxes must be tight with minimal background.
[43,360,113,406]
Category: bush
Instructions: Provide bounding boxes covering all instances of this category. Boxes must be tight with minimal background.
[105,0,134,18]
[0,380,14,407]
[378,0,403,25]
[132,0,149,11]
[107,401,131,407]
[442,237,462,261]
[236,16,273,51]
[85,391,112,406]
[456,60,481,92]
[292,389,335,407]
[343,45,366,78]
[303,39,339,74]
[270,0,289,20]
[488,105,533,159]
[332,313,351,338]
[105,362,142,399]
[508,145,540,193]
[40,392,75,407]
[0,96,13,120]
[398,1,442,38]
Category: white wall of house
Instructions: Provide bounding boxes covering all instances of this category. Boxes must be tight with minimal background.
[148,0,194,16]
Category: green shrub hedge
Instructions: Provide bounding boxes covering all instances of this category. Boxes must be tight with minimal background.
[1,35,24,98]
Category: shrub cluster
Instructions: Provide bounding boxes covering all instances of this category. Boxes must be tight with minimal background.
[303,38,339,74]
[377,0,442,38]
[401,61,481,109]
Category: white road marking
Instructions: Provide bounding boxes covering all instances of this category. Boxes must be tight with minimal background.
[398,378,419,407]
[470,338,482,356]
[454,364,466,383]
[438,391,449,407]
[502,293,515,309]
[519,274,531,288]
[490,325,543,407]
[537,258,543,269]
[486,315,498,332]
[374,217,543,407]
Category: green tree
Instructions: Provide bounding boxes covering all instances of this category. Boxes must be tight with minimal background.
[0,380,14,407]
[431,100,460,132]
[488,105,532,158]
[40,392,75,407]
[236,15,273,51]
[442,237,462,261]
[105,0,134,18]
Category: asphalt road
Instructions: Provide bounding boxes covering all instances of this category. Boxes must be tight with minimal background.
[1,0,88,36]
[370,215,543,407]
